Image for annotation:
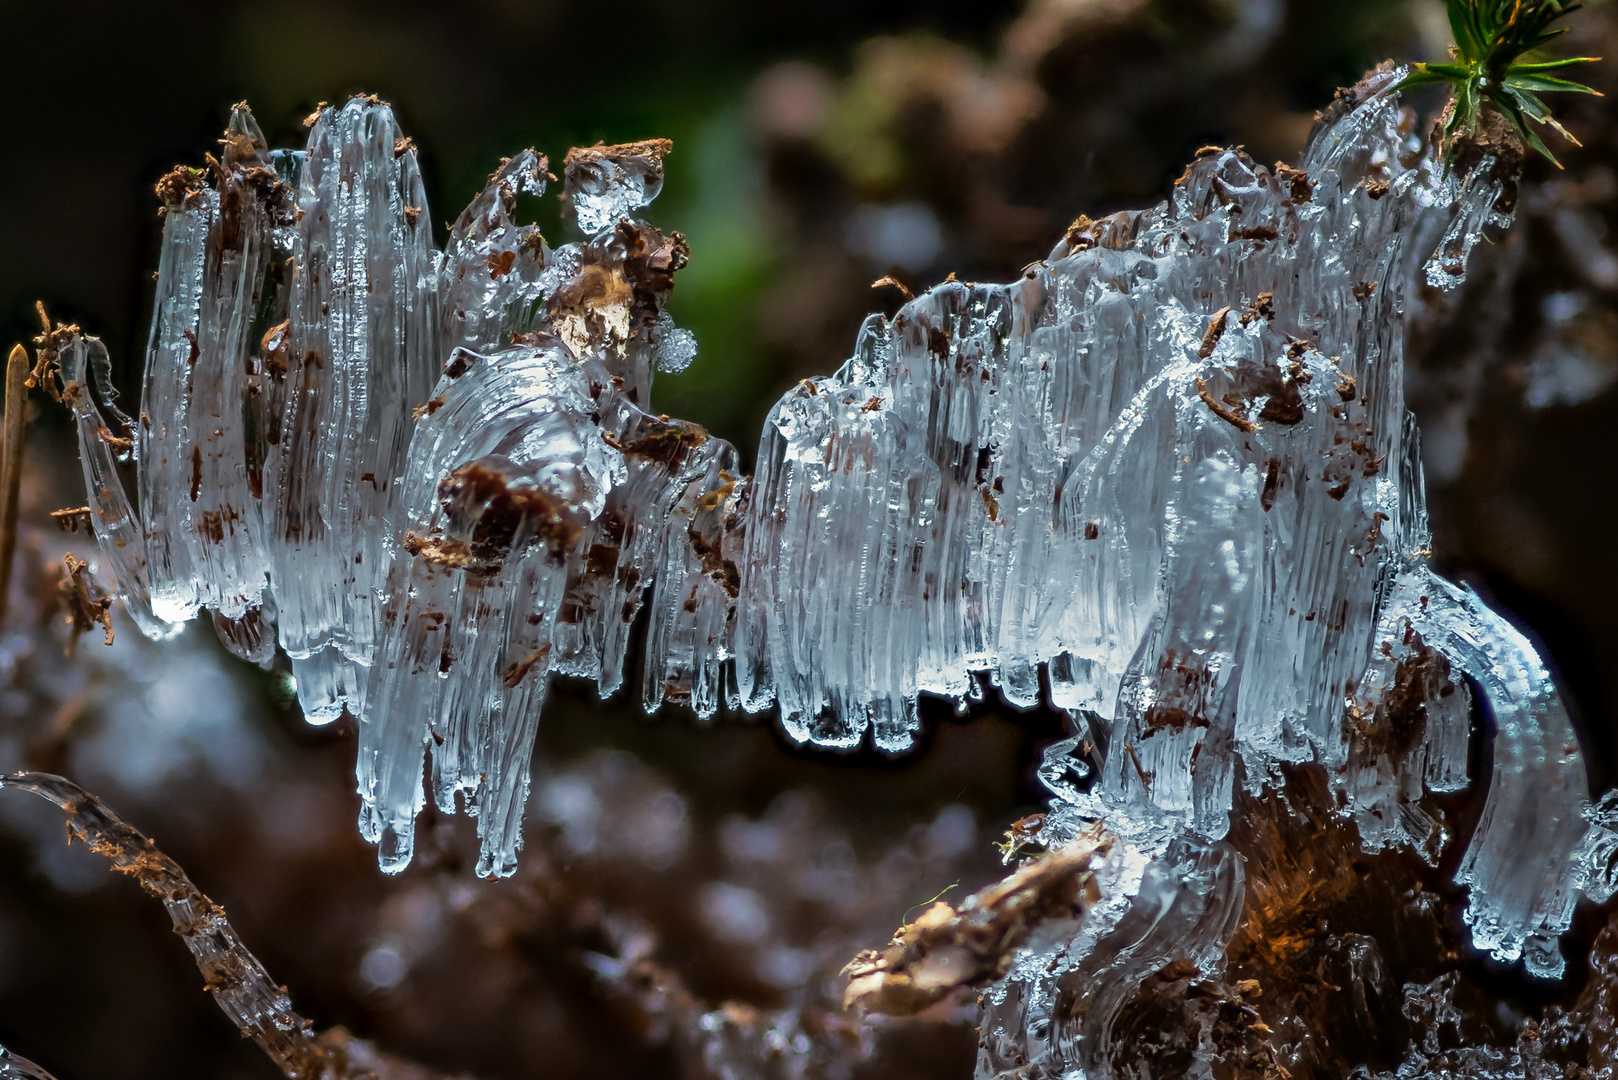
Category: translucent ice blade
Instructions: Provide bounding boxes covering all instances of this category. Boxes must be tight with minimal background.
[137,184,215,625]
[170,103,284,620]
[1385,565,1589,978]
[58,335,181,639]
[440,149,549,358]
[361,341,611,874]
[291,646,367,725]
[641,455,745,722]
[266,96,438,666]
[1424,157,1510,291]
[101,71,1596,945]
[212,601,278,670]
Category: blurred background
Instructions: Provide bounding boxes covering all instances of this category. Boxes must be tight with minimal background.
[0,0,1614,1077]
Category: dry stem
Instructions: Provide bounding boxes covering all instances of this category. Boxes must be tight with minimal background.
[0,345,28,621]
[842,821,1113,1016]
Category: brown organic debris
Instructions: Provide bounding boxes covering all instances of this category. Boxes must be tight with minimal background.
[1240,292,1275,327]
[438,461,583,563]
[842,823,1113,1016]
[501,645,552,689]
[544,221,689,363]
[618,419,708,470]
[1444,105,1527,201]
[1222,764,1452,1074]
[1237,362,1306,426]
[564,138,672,170]
[56,554,113,655]
[50,507,94,534]
[997,813,1047,862]
[1063,213,1097,250]
[1195,376,1256,433]
[1274,162,1315,203]
[155,163,208,209]
[1353,625,1455,761]
[872,275,915,301]
[1261,459,1282,512]
[1230,224,1281,243]
[403,530,476,570]
[29,303,75,404]
[1198,306,1231,359]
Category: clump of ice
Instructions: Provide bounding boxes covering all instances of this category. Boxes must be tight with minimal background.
[564,140,671,235]
[63,74,1602,1055]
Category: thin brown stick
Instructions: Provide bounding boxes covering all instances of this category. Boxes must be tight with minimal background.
[0,345,28,621]
[842,822,1113,1016]
[0,771,451,1080]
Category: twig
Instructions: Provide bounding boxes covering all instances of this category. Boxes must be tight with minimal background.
[842,822,1113,1016]
[0,345,26,621]
[1195,376,1257,433]
[0,773,470,1078]
[56,555,114,655]
[0,772,328,1079]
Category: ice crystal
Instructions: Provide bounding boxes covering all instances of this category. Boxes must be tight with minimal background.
[61,70,1610,1059]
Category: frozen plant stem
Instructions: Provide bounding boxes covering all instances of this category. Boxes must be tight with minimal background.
[0,771,334,1080]
[0,344,26,620]
[843,822,1114,1016]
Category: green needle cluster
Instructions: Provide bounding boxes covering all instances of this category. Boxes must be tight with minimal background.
[1398,0,1603,166]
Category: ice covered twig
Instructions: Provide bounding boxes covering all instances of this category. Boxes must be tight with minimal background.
[0,771,328,1079]
[843,822,1113,1016]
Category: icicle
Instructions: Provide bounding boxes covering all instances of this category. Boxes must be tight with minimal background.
[1368,565,1588,979]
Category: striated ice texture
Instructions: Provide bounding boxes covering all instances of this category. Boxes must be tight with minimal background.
[66,72,1608,1041]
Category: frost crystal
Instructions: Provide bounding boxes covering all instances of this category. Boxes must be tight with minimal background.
[64,71,1607,1042]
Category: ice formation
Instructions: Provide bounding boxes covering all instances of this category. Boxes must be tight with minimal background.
[0,1046,57,1080]
[56,67,1614,1062]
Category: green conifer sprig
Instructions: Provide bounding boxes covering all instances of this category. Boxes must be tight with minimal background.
[1397,0,1602,167]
